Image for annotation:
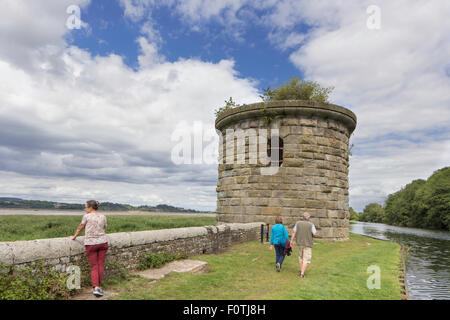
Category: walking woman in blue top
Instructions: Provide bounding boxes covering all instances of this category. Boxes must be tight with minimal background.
[269,216,289,272]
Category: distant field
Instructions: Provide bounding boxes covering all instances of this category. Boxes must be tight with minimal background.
[0,215,217,242]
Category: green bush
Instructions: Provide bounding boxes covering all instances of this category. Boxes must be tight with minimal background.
[260,77,334,103]
[74,255,129,288]
[0,261,72,300]
[137,251,188,270]
[103,260,129,286]
[214,78,334,118]
[0,256,130,300]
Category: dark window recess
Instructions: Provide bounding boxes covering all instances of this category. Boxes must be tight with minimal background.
[267,137,284,166]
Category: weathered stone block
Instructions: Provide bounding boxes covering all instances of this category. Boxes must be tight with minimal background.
[284,118,300,126]
[108,232,133,249]
[245,206,262,215]
[306,200,325,209]
[261,207,281,215]
[298,152,314,159]
[235,176,248,184]
[48,238,73,258]
[316,209,328,218]
[0,243,13,264]
[302,127,313,135]
[312,127,325,136]
[328,210,338,218]
[301,144,317,153]
[10,239,52,264]
[326,201,339,210]
[299,136,317,145]
[310,218,320,226]
[300,118,317,127]
[318,227,334,238]
[290,126,303,135]
[319,219,332,227]
[283,158,304,167]
[284,135,298,144]
[279,126,291,137]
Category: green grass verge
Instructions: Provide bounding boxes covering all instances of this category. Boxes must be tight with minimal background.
[111,234,404,300]
[0,215,216,242]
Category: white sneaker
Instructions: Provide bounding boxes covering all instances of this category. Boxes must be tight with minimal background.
[93,287,103,297]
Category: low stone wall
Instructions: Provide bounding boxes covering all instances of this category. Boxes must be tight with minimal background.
[0,222,263,272]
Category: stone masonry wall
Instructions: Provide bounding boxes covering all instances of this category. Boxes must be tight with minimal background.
[0,222,263,272]
[215,101,357,240]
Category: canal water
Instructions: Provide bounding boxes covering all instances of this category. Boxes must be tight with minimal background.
[351,221,450,300]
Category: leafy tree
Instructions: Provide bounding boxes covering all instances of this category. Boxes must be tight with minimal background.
[349,207,359,221]
[260,77,334,103]
[384,179,426,227]
[359,203,384,223]
[364,167,449,231]
[416,167,450,230]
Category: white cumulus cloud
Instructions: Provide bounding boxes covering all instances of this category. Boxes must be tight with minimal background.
[0,0,260,210]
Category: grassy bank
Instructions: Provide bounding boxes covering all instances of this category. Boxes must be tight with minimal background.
[110,234,404,300]
[0,215,216,242]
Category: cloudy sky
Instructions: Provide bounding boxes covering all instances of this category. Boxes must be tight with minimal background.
[0,0,449,212]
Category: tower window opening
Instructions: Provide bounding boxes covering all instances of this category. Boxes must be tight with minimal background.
[267,136,283,167]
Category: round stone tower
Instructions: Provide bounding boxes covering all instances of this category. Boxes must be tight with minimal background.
[215,100,357,240]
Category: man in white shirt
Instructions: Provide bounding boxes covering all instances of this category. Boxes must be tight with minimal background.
[290,212,317,278]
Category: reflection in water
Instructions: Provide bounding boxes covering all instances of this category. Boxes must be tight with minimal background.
[351,221,450,300]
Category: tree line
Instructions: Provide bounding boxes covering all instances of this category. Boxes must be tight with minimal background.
[351,167,450,230]
[0,198,203,213]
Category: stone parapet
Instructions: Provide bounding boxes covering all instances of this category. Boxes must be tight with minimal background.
[0,222,263,270]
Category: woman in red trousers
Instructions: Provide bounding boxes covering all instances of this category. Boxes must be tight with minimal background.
[70,200,108,297]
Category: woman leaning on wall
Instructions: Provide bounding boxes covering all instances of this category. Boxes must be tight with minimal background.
[70,200,108,297]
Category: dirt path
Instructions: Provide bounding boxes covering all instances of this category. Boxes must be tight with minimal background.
[70,288,118,300]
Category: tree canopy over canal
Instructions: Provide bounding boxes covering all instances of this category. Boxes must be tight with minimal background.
[357,167,450,231]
